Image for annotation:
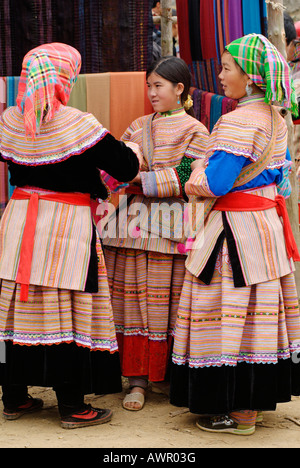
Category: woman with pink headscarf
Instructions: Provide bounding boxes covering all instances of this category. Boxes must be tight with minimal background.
[0,43,139,429]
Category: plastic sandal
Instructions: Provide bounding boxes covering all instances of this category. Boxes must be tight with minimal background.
[122,392,145,411]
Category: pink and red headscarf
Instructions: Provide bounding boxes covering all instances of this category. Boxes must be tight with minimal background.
[16,42,81,140]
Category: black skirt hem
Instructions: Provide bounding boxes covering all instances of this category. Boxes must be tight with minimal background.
[0,341,122,396]
[169,359,300,415]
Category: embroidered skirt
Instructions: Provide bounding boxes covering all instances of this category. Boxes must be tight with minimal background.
[0,236,122,394]
[104,246,185,382]
[170,240,300,414]
[0,237,118,351]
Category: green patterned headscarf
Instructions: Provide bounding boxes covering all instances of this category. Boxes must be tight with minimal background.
[225,33,298,117]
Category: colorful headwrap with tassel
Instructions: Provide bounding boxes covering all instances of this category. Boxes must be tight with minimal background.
[16,42,81,140]
[225,33,299,117]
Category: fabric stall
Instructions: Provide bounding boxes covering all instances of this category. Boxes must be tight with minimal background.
[0,0,269,218]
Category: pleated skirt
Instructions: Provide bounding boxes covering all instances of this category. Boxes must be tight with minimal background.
[170,240,300,414]
[104,246,186,382]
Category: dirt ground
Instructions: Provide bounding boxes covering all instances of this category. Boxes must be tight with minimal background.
[0,379,300,450]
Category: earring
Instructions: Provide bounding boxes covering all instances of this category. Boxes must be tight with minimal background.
[246,82,253,96]
[177,96,181,105]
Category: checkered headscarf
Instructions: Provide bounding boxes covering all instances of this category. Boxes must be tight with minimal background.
[16,43,81,140]
[226,34,298,117]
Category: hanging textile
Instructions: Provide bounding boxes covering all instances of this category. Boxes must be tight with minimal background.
[228,0,243,42]
[200,0,217,60]
[0,0,153,76]
[210,94,224,131]
[176,0,192,66]
[67,74,87,112]
[176,0,268,94]
[188,0,202,61]
[109,72,153,139]
[242,0,261,35]
[191,87,237,131]
[82,71,152,139]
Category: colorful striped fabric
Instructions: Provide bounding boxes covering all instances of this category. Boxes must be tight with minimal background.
[0,189,93,292]
[200,0,217,60]
[0,105,108,165]
[0,162,7,219]
[205,96,287,168]
[72,71,153,139]
[0,234,119,351]
[185,99,294,286]
[191,88,238,132]
[103,110,209,254]
[172,241,300,368]
[102,106,208,381]
[104,246,186,381]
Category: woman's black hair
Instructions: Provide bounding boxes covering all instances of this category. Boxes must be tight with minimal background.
[146,56,195,116]
[222,49,247,76]
[284,12,297,45]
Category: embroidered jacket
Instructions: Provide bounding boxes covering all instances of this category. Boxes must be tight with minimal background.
[103,108,209,255]
[185,96,294,286]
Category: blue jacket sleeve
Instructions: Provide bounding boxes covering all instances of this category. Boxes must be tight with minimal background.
[205,150,290,196]
[205,151,247,196]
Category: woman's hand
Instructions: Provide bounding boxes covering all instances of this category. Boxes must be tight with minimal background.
[191,158,206,171]
[130,172,142,185]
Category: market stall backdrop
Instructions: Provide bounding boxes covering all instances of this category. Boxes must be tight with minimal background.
[0,0,267,218]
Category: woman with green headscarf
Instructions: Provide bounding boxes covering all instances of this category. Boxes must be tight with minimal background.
[170,34,300,436]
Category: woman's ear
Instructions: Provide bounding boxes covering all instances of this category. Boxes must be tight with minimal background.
[175,82,185,98]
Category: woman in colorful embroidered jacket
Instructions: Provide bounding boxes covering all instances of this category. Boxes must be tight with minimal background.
[170,34,300,436]
[0,43,139,429]
[102,56,209,411]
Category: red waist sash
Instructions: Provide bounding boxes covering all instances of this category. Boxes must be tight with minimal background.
[213,192,300,262]
[11,188,91,301]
